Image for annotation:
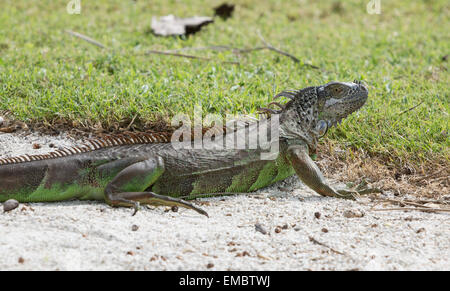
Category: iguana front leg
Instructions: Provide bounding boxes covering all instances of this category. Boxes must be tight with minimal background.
[104,157,208,217]
[287,144,377,199]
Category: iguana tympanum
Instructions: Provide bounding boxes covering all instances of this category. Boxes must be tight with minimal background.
[0,81,374,217]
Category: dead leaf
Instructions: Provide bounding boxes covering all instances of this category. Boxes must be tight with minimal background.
[214,3,235,20]
[0,126,15,133]
[151,15,213,36]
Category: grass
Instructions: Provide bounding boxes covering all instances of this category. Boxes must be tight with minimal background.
[0,0,448,166]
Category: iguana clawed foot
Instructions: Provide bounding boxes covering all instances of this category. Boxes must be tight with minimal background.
[131,201,141,216]
[144,193,209,217]
[335,182,382,200]
[116,192,209,217]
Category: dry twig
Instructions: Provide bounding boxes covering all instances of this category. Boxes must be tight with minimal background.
[398,101,424,116]
[256,30,302,65]
[308,236,346,256]
[144,49,239,65]
[372,207,450,213]
[64,29,317,68]
[65,30,106,49]
[165,32,320,69]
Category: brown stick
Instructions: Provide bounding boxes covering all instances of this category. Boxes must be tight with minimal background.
[163,32,320,69]
[398,101,424,116]
[125,114,139,131]
[410,168,448,182]
[257,30,319,69]
[145,50,240,65]
[374,197,429,208]
[403,198,449,205]
[65,30,106,49]
[64,29,315,68]
[167,45,268,55]
[373,196,450,209]
[372,207,450,213]
[64,31,239,65]
[308,236,346,256]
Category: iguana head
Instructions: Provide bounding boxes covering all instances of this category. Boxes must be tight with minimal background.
[317,80,368,128]
[260,80,368,150]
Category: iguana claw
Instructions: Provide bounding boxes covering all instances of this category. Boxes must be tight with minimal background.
[336,190,358,200]
[131,202,141,216]
[336,187,382,200]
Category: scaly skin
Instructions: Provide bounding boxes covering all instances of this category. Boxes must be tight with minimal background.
[0,81,374,216]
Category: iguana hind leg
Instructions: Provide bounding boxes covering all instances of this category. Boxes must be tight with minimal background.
[287,144,380,199]
[104,156,208,217]
[106,191,209,217]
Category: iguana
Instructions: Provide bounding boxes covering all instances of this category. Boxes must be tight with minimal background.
[0,81,374,217]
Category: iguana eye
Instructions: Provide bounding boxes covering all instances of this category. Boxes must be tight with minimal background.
[328,84,345,97]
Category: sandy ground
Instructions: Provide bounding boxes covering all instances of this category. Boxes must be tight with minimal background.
[0,132,449,270]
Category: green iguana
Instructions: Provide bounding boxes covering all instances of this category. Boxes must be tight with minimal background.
[0,81,375,216]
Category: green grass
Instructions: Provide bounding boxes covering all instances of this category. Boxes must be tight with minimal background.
[0,0,448,164]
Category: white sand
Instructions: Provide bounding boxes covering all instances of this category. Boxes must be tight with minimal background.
[0,132,449,270]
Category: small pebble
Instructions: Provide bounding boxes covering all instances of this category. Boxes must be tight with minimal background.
[171,206,178,213]
[236,251,250,257]
[343,210,364,218]
[18,257,24,264]
[3,199,19,212]
[321,228,328,233]
[416,227,426,234]
[274,226,282,233]
[206,263,214,269]
[255,223,268,235]
[32,143,41,149]
[314,212,321,219]
[131,225,139,231]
